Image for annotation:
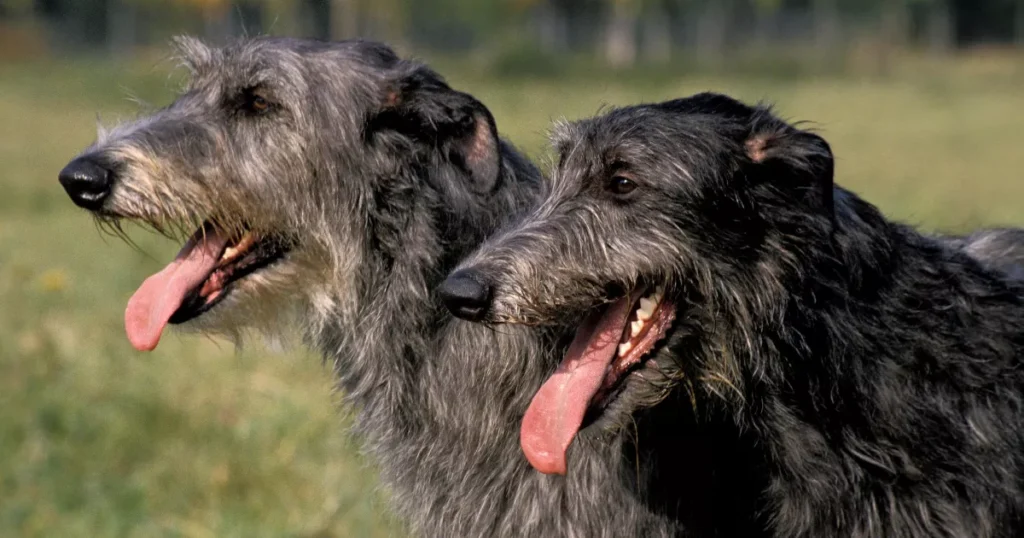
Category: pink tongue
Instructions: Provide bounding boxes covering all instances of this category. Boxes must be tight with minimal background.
[520,295,633,475]
[124,230,229,352]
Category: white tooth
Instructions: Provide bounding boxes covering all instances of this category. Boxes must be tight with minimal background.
[638,298,656,320]
[236,231,255,249]
[221,232,256,261]
[618,342,632,357]
[630,320,643,337]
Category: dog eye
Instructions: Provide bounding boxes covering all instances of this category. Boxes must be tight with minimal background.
[239,89,271,115]
[250,95,269,113]
[608,176,637,196]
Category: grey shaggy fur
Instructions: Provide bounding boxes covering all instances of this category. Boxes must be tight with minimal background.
[57,37,704,537]
[446,92,1024,537]
[942,228,1024,279]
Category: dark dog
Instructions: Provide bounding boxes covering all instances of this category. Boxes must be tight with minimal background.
[442,92,1024,537]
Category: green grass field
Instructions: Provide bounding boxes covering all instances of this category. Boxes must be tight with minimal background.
[2,53,1024,537]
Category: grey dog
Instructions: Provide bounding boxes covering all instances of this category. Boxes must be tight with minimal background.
[55,37,712,537]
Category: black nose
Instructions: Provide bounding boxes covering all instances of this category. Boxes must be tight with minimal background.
[58,156,113,210]
[439,270,492,322]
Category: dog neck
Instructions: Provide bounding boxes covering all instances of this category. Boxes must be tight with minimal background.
[306,143,687,535]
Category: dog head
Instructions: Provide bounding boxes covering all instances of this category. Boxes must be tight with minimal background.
[440,92,836,474]
[57,36,517,351]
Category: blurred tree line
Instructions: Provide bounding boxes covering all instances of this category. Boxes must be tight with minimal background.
[1,0,1023,65]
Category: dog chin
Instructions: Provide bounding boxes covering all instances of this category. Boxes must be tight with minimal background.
[588,354,679,430]
[177,265,305,342]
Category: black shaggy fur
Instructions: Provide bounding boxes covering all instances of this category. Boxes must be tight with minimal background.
[447,92,1024,537]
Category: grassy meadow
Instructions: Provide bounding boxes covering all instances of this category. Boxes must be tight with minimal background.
[2,52,1024,537]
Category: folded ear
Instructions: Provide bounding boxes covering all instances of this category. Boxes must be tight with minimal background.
[172,35,216,75]
[745,121,835,221]
[370,64,500,193]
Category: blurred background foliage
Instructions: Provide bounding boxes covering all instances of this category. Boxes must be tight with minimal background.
[2,0,1024,74]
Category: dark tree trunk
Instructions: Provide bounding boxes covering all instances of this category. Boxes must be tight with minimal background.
[813,0,840,52]
[878,2,909,76]
[642,4,672,63]
[696,0,729,63]
[106,0,136,56]
[536,2,569,54]
[230,1,264,37]
[303,0,332,40]
[1016,0,1024,46]
[330,0,359,40]
[926,1,953,55]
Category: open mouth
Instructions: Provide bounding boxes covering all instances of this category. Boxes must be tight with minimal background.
[124,222,290,352]
[519,286,677,475]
